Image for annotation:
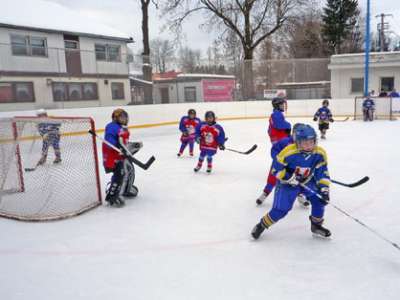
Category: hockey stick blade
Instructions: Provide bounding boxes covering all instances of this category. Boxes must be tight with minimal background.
[332,176,369,188]
[226,144,257,155]
[24,167,37,172]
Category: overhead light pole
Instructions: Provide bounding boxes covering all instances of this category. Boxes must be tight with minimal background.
[364,0,371,96]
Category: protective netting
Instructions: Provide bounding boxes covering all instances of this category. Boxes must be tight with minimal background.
[0,117,101,221]
[354,96,395,120]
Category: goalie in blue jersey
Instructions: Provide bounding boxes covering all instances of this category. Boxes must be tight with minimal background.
[252,124,332,240]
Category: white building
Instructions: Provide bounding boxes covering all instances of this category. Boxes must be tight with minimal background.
[0,0,133,112]
[153,74,236,104]
[329,51,400,99]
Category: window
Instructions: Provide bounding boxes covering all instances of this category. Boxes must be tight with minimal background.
[111,82,125,100]
[184,87,197,102]
[64,40,79,50]
[11,34,47,57]
[95,44,121,62]
[351,78,364,94]
[381,77,394,92]
[52,82,98,101]
[0,82,34,103]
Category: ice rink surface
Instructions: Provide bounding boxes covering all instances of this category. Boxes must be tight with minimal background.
[1,118,400,300]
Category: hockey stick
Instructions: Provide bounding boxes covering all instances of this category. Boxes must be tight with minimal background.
[300,183,400,252]
[225,144,257,155]
[335,117,350,122]
[331,176,369,188]
[88,130,155,170]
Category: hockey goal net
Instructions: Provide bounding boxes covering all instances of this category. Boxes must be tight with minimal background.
[354,96,395,120]
[0,116,102,221]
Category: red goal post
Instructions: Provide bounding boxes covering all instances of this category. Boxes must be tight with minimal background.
[354,96,395,120]
[0,116,102,221]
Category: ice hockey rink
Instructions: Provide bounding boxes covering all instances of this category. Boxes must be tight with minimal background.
[1,117,400,300]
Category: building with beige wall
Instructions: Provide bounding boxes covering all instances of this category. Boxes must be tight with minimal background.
[329,51,400,99]
[0,0,133,112]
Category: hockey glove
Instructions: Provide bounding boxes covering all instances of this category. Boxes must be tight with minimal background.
[319,187,330,205]
[282,174,299,187]
[219,144,225,151]
[182,131,189,137]
[195,137,200,144]
[330,118,334,123]
[313,117,318,122]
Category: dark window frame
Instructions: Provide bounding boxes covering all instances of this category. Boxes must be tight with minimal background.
[350,77,364,94]
[94,43,121,62]
[111,82,125,100]
[380,77,395,92]
[10,34,48,57]
[0,81,35,103]
[52,82,98,102]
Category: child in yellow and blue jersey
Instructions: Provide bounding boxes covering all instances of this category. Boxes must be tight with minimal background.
[251,124,332,239]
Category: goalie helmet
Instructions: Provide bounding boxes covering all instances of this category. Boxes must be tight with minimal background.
[112,108,129,126]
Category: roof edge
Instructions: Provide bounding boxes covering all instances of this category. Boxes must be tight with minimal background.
[0,23,133,43]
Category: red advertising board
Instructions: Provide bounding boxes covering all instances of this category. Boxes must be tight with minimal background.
[202,79,235,102]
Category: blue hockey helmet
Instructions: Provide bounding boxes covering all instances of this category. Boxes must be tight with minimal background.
[294,124,317,151]
[292,123,306,141]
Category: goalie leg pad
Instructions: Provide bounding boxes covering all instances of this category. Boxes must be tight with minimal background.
[105,160,125,206]
[121,159,138,198]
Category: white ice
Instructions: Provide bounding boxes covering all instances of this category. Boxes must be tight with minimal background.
[1,118,400,300]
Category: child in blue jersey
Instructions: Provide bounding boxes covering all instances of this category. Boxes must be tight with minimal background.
[177,109,201,157]
[194,111,226,173]
[256,123,310,208]
[362,97,375,121]
[268,97,291,144]
[313,99,334,139]
[36,109,62,166]
[252,124,332,239]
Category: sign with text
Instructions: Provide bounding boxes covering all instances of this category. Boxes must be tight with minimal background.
[202,79,235,102]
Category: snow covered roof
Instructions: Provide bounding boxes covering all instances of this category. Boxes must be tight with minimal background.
[177,73,236,79]
[0,0,133,42]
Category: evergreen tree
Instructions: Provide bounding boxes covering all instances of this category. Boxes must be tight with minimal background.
[322,0,360,54]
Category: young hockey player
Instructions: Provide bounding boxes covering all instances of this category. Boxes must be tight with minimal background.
[268,97,291,144]
[178,109,201,157]
[103,109,142,207]
[36,109,62,165]
[251,124,331,240]
[194,111,226,173]
[256,123,310,208]
[363,97,375,121]
[313,99,334,139]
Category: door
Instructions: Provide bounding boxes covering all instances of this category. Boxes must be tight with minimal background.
[160,87,169,104]
[64,35,82,76]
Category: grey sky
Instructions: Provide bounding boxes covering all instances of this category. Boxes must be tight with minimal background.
[47,0,400,53]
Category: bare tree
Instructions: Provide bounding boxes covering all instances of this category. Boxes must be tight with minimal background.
[151,38,175,73]
[162,0,304,99]
[178,46,202,72]
[139,0,158,104]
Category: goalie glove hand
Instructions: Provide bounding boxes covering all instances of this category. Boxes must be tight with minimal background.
[319,187,330,205]
[219,144,225,151]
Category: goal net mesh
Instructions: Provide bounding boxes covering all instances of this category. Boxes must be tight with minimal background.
[354,96,394,120]
[0,117,102,221]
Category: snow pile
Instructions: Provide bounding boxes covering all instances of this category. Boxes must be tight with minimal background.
[0,0,132,40]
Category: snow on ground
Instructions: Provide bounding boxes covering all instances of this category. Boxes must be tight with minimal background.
[1,118,400,300]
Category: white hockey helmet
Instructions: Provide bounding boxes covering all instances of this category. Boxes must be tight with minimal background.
[36,109,47,116]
